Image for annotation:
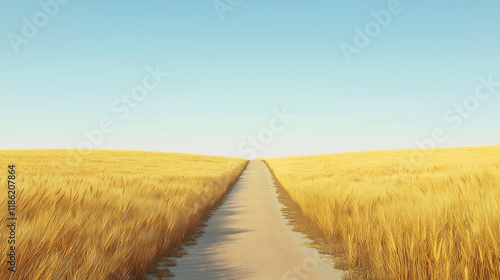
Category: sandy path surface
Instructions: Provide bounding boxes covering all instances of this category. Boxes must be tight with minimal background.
[147,160,345,280]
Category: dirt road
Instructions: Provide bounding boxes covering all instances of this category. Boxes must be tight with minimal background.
[147,161,345,280]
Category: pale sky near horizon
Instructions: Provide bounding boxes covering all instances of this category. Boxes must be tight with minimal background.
[1,0,499,158]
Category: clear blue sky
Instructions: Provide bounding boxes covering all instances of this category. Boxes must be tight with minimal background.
[1,0,499,158]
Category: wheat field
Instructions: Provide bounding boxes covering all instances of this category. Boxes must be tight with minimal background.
[0,149,247,280]
[265,145,500,279]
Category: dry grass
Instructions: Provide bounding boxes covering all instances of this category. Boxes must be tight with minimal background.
[0,149,247,280]
[265,145,500,279]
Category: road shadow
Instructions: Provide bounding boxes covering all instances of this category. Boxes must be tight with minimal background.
[145,165,254,280]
